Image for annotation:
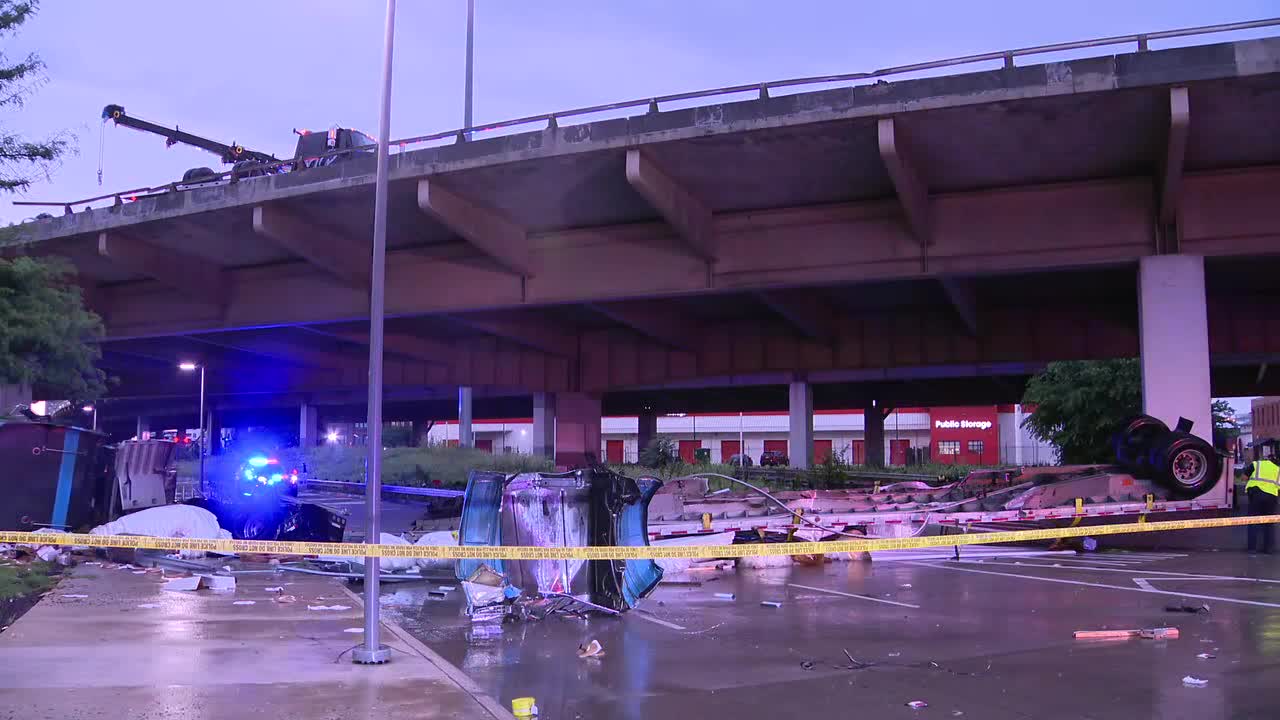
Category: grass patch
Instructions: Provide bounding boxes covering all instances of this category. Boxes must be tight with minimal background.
[0,564,55,601]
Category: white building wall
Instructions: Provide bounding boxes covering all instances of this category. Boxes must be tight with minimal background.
[996,411,1058,465]
[414,409,1045,467]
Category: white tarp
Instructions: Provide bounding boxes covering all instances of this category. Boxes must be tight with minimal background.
[90,505,231,558]
[414,531,457,574]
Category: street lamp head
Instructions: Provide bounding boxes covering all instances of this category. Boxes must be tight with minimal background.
[81,404,94,413]
[178,362,199,372]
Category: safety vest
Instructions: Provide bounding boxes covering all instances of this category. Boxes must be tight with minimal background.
[1247,460,1280,497]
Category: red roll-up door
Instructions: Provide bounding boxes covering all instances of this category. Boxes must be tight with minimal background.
[606,439,624,464]
[814,439,833,463]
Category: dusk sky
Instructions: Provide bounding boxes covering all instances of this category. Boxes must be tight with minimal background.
[4,1,1276,222]
[2,1,1271,412]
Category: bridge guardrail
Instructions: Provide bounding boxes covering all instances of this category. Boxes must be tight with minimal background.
[15,17,1280,214]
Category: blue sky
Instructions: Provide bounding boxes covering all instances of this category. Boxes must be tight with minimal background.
[1,1,1269,410]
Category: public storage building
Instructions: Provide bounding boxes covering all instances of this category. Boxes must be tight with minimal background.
[417,405,1056,466]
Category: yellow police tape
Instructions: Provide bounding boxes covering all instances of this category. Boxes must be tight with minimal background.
[3,515,1278,561]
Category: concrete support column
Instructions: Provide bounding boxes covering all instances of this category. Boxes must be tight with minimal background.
[865,400,885,466]
[136,416,151,441]
[411,420,428,448]
[0,383,31,410]
[789,380,814,469]
[1139,255,1212,438]
[299,403,319,447]
[457,386,474,448]
[637,409,658,459]
[532,392,556,459]
[553,392,601,468]
[206,410,223,456]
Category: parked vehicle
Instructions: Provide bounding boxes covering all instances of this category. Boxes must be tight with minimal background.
[759,450,789,467]
[728,453,753,468]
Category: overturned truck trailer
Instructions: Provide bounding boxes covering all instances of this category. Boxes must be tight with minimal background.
[456,467,664,615]
[646,414,1233,541]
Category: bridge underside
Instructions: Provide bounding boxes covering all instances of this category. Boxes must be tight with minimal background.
[9,37,1280,440]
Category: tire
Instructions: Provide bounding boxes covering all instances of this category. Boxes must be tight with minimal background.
[240,512,278,540]
[1151,432,1219,498]
[1112,414,1169,474]
[182,166,218,183]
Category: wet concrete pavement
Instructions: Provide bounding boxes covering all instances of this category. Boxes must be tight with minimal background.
[0,562,511,720]
[383,547,1280,720]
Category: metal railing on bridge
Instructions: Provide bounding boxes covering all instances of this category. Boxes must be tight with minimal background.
[14,17,1280,216]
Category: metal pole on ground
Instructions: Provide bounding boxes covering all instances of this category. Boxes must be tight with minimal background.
[353,0,396,666]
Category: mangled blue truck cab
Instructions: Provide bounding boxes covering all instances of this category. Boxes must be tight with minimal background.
[456,467,663,616]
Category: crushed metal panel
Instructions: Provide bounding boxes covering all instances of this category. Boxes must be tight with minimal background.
[503,472,591,597]
[454,467,664,615]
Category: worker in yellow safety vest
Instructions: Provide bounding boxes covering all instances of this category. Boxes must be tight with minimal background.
[1245,454,1279,555]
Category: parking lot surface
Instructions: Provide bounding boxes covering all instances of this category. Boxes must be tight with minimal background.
[383,546,1280,720]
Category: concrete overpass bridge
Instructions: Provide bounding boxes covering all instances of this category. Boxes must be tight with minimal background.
[9,30,1280,465]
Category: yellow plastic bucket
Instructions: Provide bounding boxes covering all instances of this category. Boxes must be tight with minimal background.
[511,697,537,717]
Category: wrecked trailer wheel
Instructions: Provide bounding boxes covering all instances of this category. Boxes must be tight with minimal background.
[239,512,277,540]
[1112,414,1169,474]
[1151,432,1219,499]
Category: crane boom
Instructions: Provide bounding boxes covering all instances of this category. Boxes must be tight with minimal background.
[102,104,278,165]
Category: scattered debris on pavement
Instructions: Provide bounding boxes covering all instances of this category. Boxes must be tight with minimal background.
[577,639,605,659]
[760,600,782,608]
[60,594,88,599]
[511,697,538,718]
[198,575,236,592]
[273,594,298,604]
[232,600,256,606]
[1165,603,1210,614]
[906,700,929,709]
[1182,676,1209,687]
[263,586,284,593]
[307,604,352,611]
[1196,653,1216,659]
[161,576,199,592]
[713,593,736,600]
[1074,627,1179,640]
[135,603,160,609]
[343,627,363,633]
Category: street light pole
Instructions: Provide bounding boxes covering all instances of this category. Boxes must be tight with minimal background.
[464,0,474,139]
[179,362,206,493]
[198,365,205,493]
[353,0,396,666]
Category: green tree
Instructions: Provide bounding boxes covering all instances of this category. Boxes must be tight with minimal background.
[639,436,678,468]
[0,256,106,400]
[1020,359,1142,464]
[0,1,71,194]
[1211,399,1240,441]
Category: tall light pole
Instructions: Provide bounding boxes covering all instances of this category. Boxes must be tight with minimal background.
[464,0,474,139]
[178,362,205,492]
[82,404,98,432]
[353,0,396,666]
